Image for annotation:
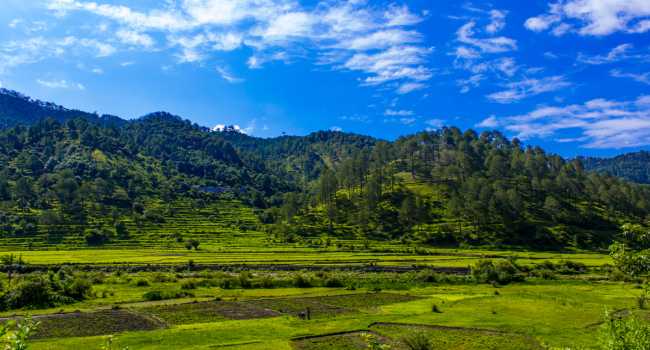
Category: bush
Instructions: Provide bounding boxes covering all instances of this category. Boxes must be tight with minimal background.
[142,290,194,301]
[134,279,150,287]
[3,276,55,309]
[471,259,525,285]
[324,277,345,288]
[600,312,650,350]
[62,277,93,300]
[85,228,111,246]
[293,274,313,288]
[403,332,432,350]
[180,280,198,290]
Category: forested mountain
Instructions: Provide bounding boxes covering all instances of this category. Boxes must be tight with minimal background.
[268,131,650,249]
[1,89,649,250]
[0,89,124,128]
[580,151,650,184]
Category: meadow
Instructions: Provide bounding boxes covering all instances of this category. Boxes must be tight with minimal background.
[0,242,646,350]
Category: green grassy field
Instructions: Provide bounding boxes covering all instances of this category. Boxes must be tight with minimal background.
[21,280,648,350]
[6,248,612,268]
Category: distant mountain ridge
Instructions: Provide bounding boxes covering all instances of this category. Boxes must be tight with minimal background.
[0,88,125,128]
[580,151,650,184]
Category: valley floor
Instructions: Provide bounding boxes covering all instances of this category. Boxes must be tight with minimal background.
[25,280,648,350]
[1,247,643,350]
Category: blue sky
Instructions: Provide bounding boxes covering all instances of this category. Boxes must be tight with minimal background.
[1,0,649,157]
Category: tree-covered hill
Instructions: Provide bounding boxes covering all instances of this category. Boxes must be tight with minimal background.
[0,88,124,128]
[580,151,650,184]
[1,89,649,250]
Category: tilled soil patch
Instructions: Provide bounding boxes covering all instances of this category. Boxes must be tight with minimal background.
[1,309,166,339]
[138,300,280,325]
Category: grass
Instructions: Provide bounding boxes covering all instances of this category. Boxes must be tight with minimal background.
[17,278,648,350]
[6,248,612,268]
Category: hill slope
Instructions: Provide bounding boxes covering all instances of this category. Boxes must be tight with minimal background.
[0,88,125,128]
[580,151,650,184]
[0,90,648,250]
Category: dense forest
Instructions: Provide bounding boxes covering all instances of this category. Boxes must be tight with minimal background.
[1,88,649,250]
[581,151,650,184]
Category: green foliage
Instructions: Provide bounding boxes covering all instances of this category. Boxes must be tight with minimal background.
[471,259,525,285]
[361,332,391,350]
[0,317,39,350]
[580,151,650,184]
[0,272,92,310]
[600,312,650,350]
[142,290,193,302]
[403,332,433,350]
[609,242,650,276]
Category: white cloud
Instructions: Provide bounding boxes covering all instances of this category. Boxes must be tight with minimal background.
[116,29,155,48]
[425,118,445,128]
[384,109,414,116]
[485,10,506,33]
[216,66,243,83]
[476,115,498,128]
[8,19,23,28]
[457,21,517,54]
[496,95,650,148]
[343,46,432,87]
[91,68,104,74]
[610,69,650,85]
[397,82,426,94]
[385,4,423,27]
[487,75,571,103]
[46,0,431,95]
[37,78,85,90]
[525,0,650,36]
[329,126,343,132]
[577,43,633,64]
[338,29,421,51]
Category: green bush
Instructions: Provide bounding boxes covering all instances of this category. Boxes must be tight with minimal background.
[134,279,150,287]
[403,332,432,350]
[142,290,194,301]
[471,259,525,285]
[600,312,650,350]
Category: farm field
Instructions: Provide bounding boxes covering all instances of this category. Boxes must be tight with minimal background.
[0,245,644,350]
[5,247,612,268]
[17,279,649,350]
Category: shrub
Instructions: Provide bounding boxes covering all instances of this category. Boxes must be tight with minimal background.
[85,228,111,246]
[180,280,197,290]
[62,277,93,300]
[324,277,345,288]
[471,259,525,285]
[600,312,650,350]
[293,274,313,288]
[134,279,150,287]
[142,290,194,301]
[3,276,55,309]
[403,332,432,350]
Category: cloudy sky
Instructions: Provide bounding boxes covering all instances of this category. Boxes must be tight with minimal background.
[1,0,650,156]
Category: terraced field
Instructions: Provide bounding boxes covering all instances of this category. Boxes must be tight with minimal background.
[7,247,611,269]
[18,281,648,350]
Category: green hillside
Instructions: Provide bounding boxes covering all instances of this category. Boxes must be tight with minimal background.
[1,91,649,251]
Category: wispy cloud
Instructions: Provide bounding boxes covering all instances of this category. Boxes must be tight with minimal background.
[384,109,414,116]
[487,75,571,104]
[610,69,650,85]
[577,43,634,65]
[525,0,650,36]
[216,66,243,83]
[37,78,85,90]
[46,0,432,95]
[490,95,650,148]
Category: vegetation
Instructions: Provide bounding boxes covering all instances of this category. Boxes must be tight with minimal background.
[581,151,650,184]
[1,89,650,349]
